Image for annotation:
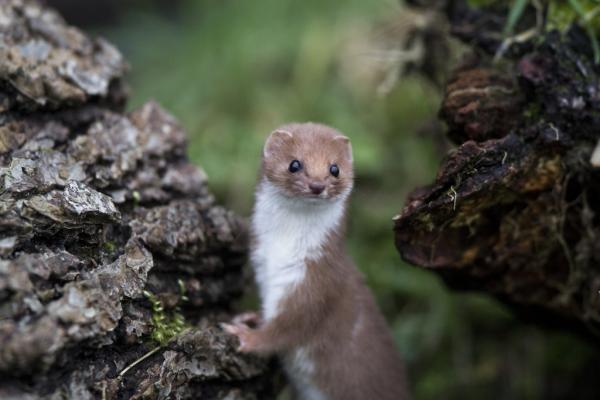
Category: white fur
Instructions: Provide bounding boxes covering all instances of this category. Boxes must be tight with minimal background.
[285,348,327,400]
[251,179,349,400]
[251,180,347,321]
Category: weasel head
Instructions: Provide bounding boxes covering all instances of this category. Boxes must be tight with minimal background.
[261,122,354,203]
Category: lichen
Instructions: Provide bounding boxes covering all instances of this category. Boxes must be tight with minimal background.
[0,1,273,398]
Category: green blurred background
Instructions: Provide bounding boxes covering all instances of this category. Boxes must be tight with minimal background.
[48,0,598,398]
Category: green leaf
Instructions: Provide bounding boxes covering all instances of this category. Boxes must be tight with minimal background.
[505,0,530,35]
[568,0,586,17]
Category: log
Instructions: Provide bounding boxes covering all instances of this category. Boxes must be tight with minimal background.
[0,1,280,398]
[394,2,600,339]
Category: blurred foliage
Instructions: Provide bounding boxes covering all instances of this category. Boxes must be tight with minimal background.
[468,0,600,62]
[547,0,600,30]
[551,0,600,62]
[95,0,599,398]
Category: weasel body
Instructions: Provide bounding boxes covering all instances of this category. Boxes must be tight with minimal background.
[224,123,410,400]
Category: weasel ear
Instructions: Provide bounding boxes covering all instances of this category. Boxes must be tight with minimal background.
[334,135,353,162]
[264,129,294,158]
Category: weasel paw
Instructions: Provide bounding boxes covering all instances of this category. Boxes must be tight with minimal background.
[220,322,258,353]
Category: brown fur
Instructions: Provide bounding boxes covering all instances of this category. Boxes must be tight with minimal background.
[262,122,353,201]
[224,123,411,400]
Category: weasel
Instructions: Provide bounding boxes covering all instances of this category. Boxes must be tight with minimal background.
[223,122,410,400]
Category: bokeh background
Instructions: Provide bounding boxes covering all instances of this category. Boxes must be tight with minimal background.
[45,0,599,398]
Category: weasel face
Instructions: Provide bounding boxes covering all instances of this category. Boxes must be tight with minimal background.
[262,123,354,202]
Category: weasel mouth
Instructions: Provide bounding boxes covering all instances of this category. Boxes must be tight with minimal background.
[304,193,327,202]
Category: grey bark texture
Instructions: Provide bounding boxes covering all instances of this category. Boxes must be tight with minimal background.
[0,1,280,398]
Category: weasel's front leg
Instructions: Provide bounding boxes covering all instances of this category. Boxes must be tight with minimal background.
[222,316,285,354]
[222,309,309,355]
[221,311,267,353]
[222,309,273,353]
[221,321,265,353]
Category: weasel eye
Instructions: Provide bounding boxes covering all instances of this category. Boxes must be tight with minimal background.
[329,164,339,177]
[289,159,302,173]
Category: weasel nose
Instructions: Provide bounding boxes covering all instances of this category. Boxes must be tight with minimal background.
[309,182,325,195]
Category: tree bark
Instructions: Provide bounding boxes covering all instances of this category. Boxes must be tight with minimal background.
[395,1,600,340]
[0,1,280,398]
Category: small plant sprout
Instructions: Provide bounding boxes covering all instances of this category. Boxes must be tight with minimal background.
[118,285,191,379]
[448,186,458,211]
[143,285,189,346]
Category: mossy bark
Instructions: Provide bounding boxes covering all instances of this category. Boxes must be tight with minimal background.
[395,1,600,340]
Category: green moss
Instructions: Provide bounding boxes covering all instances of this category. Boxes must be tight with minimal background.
[143,280,189,346]
[103,241,116,252]
[523,101,542,121]
[132,190,141,205]
[417,212,436,233]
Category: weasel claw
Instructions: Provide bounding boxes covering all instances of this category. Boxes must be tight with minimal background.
[232,311,262,328]
[220,321,257,352]
[220,322,240,335]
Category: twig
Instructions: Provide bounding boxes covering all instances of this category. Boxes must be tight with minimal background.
[548,123,560,141]
[118,346,162,378]
[448,186,458,211]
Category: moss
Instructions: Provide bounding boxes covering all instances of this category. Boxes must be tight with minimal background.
[523,101,542,121]
[417,212,436,233]
[102,241,116,253]
[144,279,189,346]
[132,190,141,205]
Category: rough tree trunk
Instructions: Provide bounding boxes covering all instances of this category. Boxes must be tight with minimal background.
[0,1,280,398]
[395,1,600,339]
